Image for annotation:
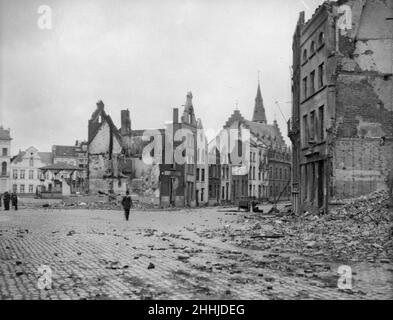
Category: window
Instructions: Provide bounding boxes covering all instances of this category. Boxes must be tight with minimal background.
[318,63,325,87]
[13,184,17,193]
[196,168,200,181]
[1,162,7,176]
[310,71,315,94]
[20,170,25,179]
[310,41,315,54]
[319,106,324,141]
[303,49,308,62]
[29,170,34,179]
[303,115,309,147]
[302,76,308,99]
[279,168,282,179]
[310,111,316,141]
[29,158,34,167]
[2,148,7,156]
[29,185,34,193]
[201,169,205,182]
[275,168,278,179]
[318,32,324,46]
[20,184,25,193]
[45,172,50,180]
[13,169,18,179]
[253,167,256,180]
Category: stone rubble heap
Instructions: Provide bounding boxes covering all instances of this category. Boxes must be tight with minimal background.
[201,190,392,264]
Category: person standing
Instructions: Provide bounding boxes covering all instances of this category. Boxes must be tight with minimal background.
[3,192,10,211]
[121,190,133,221]
[11,192,18,211]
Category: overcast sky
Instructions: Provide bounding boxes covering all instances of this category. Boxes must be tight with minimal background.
[0,0,325,154]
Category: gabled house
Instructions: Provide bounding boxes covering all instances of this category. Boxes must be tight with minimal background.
[218,82,291,203]
[11,146,53,194]
[87,100,132,194]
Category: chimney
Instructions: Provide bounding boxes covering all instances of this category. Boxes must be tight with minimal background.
[173,108,179,124]
[121,109,132,156]
[121,109,131,136]
[97,100,104,110]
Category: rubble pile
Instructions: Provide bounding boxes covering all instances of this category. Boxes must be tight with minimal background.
[206,191,392,266]
[20,193,164,211]
[278,191,392,262]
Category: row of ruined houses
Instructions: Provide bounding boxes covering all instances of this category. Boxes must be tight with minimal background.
[87,86,292,208]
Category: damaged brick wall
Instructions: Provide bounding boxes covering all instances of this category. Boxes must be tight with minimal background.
[332,0,393,199]
[333,138,393,198]
[89,117,128,194]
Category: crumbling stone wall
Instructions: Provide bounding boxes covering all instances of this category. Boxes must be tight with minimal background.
[89,121,127,194]
[332,138,393,198]
[331,0,393,199]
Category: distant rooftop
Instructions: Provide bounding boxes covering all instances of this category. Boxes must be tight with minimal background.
[40,162,83,171]
[0,126,11,140]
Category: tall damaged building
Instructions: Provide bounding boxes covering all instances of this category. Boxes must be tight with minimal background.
[289,0,393,214]
[88,101,133,194]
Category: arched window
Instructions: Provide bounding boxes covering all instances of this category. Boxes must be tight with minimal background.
[310,41,315,54]
[303,49,308,62]
[1,162,7,176]
[318,32,324,46]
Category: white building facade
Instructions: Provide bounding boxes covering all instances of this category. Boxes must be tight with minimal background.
[0,126,12,193]
[10,146,52,194]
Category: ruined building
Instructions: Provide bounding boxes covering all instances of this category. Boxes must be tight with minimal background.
[87,93,203,207]
[289,0,393,214]
[88,101,133,194]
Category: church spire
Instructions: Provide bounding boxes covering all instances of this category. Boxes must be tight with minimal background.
[252,80,267,124]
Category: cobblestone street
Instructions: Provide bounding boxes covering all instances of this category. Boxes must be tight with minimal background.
[0,207,392,300]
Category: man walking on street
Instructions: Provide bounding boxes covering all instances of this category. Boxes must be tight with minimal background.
[11,192,18,211]
[3,191,10,211]
[121,190,133,221]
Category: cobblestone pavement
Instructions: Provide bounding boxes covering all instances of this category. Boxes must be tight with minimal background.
[0,207,392,300]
